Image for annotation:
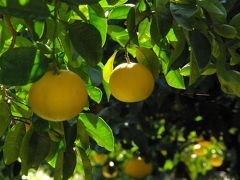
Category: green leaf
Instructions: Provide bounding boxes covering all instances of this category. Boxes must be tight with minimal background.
[189,31,211,70]
[63,122,77,150]
[68,21,103,66]
[3,123,25,165]
[103,50,118,83]
[0,47,48,86]
[197,0,227,23]
[230,12,240,31]
[0,100,10,136]
[107,25,129,46]
[127,7,138,45]
[87,85,103,104]
[201,64,216,75]
[170,3,198,30]
[189,52,200,85]
[217,69,240,97]
[79,113,114,151]
[108,5,132,19]
[79,147,92,180]
[77,121,90,149]
[61,0,100,5]
[88,66,103,87]
[154,0,172,39]
[54,149,64,180]
[165,70,185,89]
[20,129,51,174]
[0,0,50,19]
[214,24,238,39]
[136,47,160,79]
[63,149,77,180]
[89,4,107,46]
[107,0,119,5]
[138,18,152,48]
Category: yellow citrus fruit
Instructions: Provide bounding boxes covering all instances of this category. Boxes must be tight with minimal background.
[209,154,223,167]
[91,153,107,165]
[193,140,211,156]
[102,163,118,178]
[28,70,88,121]
[124,157,153,179]
[109,63,154,102]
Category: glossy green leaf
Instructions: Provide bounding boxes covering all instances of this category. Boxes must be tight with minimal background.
[230,12,240,31]
[89,4,107,46]
[201,64,216,75]
[138,18,152,48]
[79,113,114,151]
[0,47,48,86]
[0,0,50,19]
[68,21,103,66]
[3,123,25,165]
[170,3,198,30]
[103,50,118,83]
[165,70,185,89]
[108,5,132,19]
[0,100,10,136]
[87,85,103,104]
[189,31,211,70]
[88,66,103,87]
[107,25,129,46]
[136,47,160,79]
[189,52,200,85]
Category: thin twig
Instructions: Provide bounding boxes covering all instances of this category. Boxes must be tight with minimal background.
[4,15,16,49]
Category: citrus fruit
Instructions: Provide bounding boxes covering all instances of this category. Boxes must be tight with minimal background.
[124,156,153,179]
[109,62,154,102]
[102,162,118,178]
[193,140,211,156]
[209,154,223,167]
[28,70,88,121]
[91,152,107,165]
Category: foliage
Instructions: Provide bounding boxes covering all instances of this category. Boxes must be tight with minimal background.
[0,0,240,179]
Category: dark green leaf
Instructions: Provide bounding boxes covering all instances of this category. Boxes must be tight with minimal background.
[230,12,240,32]
[107,0,119,5]
[68,21,103,66]
[63,149,77,180]
[197,0,227,23]
[79,147,92,180]
[3,123,25,165]
[89,4,107,46]
[79,113,114,151]
[0,100,10,136]
[63,122,77,150]
[0,47,48,86]
[189,52,200,85]
[88,66,103,86]
[170,3,198,30]
[0,0,50,19]
[54,149,64,180]
[127,7,138,45]
[77,121,90,149]
[189,30,211,70]
[136,47,160,79]
[20,129,51,174]
[214,24,238,39]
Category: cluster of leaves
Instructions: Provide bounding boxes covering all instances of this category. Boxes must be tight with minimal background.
[0,0,240,179]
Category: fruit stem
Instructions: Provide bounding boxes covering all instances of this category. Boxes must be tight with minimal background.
[4,15,16,49]
[124,48,131,64]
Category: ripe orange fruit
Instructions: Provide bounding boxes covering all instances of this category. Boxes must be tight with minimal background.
[124,157,153,179]
[209,154,223,167]
[109,63,154,102]
[91,152,107,165]
[193,140,211,156]
[28,70,88,121]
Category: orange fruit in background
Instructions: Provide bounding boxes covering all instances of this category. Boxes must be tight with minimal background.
[91,153,107,165]
[28,70,88,121]
[193,140,212,156]
[124,156,153,179]
[109,63,154,102]
[102,163,118,178]
[209,154,223,167]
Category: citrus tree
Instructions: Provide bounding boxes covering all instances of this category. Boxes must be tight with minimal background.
[0,0,240,179]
